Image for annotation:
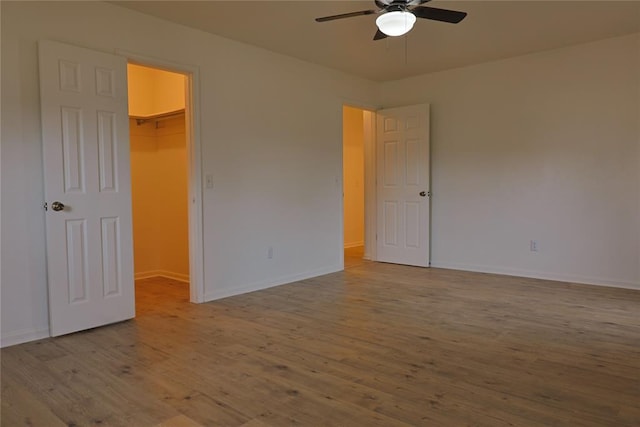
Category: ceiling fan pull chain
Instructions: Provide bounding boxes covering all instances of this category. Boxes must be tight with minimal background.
[405,34,408,65]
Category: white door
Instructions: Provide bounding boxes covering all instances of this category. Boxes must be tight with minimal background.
[376,104,430,267]
[39,40,135,337]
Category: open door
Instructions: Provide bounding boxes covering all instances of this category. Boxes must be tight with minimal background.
[39,40,135,336]
[376,104,430,267]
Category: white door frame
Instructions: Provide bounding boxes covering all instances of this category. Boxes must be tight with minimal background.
[363,108,377,261]
[118,50,205,303]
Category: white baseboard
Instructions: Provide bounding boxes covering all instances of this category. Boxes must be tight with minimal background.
[204,264,343,302]
[430,260,640,290]
[135,270,190,283]
[344,241,365,249]
[1,326,50,348]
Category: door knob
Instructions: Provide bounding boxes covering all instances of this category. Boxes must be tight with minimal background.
[419,191,427,197]
[51,201,65,212]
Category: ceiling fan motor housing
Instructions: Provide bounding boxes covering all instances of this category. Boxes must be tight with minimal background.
[376,0,422,11]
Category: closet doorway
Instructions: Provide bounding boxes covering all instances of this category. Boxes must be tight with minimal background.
[127,64,191,311]
[343,106,366,268]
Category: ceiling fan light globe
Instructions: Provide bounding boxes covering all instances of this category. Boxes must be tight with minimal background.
[376,11,416,37]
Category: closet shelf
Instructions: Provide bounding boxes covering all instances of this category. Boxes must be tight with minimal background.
[131,109,185,126]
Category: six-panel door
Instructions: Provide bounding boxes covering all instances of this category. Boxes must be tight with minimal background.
[376,105,430,267]
[39,40,135,337]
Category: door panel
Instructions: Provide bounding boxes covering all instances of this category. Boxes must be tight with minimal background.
[65,219,89,303]
[39,40,134,337]
[376,105,430,267]
[383,201,398,245]
[97,111,118,192]
[405,201,421,248]
[100,216,122,297]
[383,141,398,186]
[61,107,85,192]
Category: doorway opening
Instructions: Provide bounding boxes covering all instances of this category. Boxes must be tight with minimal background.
[126,63,196,312]
[342,105,373,269]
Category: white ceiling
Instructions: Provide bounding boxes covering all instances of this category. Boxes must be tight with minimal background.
[112,1,640,82]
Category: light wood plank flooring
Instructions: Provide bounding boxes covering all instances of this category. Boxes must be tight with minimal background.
[2,249,639,426]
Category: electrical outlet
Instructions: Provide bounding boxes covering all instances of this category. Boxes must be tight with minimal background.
[530,240,539,252]
[267,246,273,259]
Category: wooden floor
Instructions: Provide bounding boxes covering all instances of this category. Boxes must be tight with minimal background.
[2,247,640,426]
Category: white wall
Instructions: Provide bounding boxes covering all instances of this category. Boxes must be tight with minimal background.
[0,1,378,346]
[380,34,640,288]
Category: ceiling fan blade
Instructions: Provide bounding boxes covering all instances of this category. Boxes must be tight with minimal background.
[315,10,376,22]
[373,29,388,41]
[412,6,467,23]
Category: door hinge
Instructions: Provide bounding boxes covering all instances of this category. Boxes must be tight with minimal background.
[44,202,48,211]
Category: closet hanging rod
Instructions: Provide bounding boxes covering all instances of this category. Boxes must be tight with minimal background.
[131,109,185,126]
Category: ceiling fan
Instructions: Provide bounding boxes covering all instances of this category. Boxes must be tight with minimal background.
[315,0,467,40]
